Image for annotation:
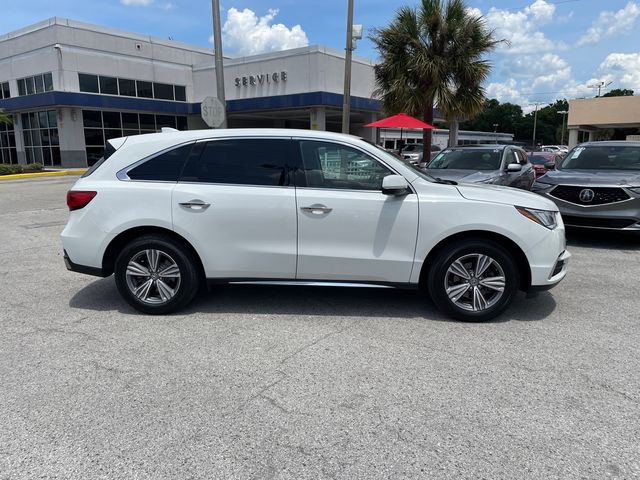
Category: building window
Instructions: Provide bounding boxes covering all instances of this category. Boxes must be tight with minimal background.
[0,82,10,99]
[82,110,188,166]
[77,74,186,101]
[0,120,18,164]
[21,110,60,166]
[17,73,53,96]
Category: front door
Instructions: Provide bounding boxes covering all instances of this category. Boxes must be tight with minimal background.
[172,138,298,279]
[293,139,419,283]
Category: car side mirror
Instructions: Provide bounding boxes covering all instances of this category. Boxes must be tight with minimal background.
[382,175,409,195]
[507,163,522,172]
[544,162,555,170]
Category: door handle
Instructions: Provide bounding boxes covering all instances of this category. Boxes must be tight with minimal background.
[179,199,211,210]
[301,205,332,214]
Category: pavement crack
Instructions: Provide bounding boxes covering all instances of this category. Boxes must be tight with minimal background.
[278,323,352,366]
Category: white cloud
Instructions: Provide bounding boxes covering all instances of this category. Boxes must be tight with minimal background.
[480,0,562,54]
[599,53,640,90]
[577,2,640,46]
[218,8,308,56]
[120,0,153,5]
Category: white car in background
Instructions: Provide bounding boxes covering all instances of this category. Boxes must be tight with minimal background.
[62,129,569,322]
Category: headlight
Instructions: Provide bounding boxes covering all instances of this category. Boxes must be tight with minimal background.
[516,206,558,229]
[532,181,554,192]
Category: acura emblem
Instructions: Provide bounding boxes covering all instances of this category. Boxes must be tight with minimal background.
[579,188,595,203]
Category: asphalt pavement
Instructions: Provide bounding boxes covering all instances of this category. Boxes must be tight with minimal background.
[1,176,639,479]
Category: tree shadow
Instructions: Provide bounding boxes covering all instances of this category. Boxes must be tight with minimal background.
[69,278,556,323]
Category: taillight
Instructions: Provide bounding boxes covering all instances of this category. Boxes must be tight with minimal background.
[67,191,97,211]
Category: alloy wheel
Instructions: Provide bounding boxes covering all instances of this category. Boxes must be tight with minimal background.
[444,253,506,312]
[125,249,182,305]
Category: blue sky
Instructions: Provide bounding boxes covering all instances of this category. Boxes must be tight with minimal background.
[2,0,640,109]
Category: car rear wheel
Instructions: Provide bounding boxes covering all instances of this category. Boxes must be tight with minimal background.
[114,234,200,314]
[427,240,519,322]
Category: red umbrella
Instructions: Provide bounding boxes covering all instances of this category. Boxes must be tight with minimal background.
[365,113,435,154]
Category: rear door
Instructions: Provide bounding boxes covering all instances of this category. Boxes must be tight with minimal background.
[293,139,419,283]
[172,137,298,279]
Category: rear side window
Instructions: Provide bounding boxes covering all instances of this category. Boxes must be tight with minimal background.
[82,142,117,177]
[128,143,193,182]
[180,139,291,186]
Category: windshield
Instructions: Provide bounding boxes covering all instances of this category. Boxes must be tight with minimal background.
[427,148,502,170]
[529,155,551,165]
[561,145,640,170]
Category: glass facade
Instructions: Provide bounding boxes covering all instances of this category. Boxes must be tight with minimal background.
[17,73,53,96]
[21,110,60,166]
[0,120,18,164]
[78,73,187,102]
[1,81,10,99]
[82,110,188,165]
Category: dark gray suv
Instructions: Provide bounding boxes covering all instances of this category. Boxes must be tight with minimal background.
[532,141,640,230]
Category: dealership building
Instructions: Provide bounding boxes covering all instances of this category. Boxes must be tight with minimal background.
[0,18,512,168]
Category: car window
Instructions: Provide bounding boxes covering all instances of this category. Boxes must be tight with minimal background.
[529,155,549,165]
[180,139,292,186]
[561,145,640,170]
[127,143,194,181]
[427,149,502,170]
[297,140,393,190]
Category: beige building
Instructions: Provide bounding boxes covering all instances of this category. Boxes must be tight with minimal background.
[567,96,640,147]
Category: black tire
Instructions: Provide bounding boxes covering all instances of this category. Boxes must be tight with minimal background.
[427,239,519,322]
[114,234,201,314]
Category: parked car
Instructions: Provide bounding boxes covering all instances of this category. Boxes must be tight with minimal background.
[532,141,640,230]
[402,143,441,165]
[62,129,569,322]
[423,145,536,190]
[541,145,568,154]
[528,151,563,178]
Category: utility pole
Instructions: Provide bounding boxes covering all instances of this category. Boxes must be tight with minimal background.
[587,80,612,97]
[341,0,355,134]
[557,110,568,145]
[493,123,498,143]
[530,103,540,151]
[211,0,227,128]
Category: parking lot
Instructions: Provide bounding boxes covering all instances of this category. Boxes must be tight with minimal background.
[1,176,639,479]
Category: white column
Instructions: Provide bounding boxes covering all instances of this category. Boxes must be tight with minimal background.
[568,128,579,149]
[309,107,326,131]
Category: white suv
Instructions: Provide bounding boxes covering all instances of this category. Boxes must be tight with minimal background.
[62,129,569,321]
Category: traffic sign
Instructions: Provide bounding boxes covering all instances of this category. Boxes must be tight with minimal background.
[201,96,226,128]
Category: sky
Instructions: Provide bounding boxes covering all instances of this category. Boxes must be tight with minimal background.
[2,0,640,110]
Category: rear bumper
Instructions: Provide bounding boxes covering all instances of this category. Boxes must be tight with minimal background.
[63,250,107,277]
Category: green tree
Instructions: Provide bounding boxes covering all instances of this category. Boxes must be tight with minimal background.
[370,0,501,151]
[602,88,634,97]
[0,109,11,126]
[460,99,523,134]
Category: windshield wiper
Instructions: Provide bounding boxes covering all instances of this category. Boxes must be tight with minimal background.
[433,177,458,185]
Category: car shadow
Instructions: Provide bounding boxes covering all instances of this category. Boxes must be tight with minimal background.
[69,278,556,323]
[566,227,640,251]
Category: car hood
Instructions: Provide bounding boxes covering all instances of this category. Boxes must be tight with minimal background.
[538,169,640,186]
[456,183,558,211]
[423,169,498,183]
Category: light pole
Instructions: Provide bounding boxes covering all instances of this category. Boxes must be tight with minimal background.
[211,0,227,128]
[493,123,498,143]
[557,110,568,145]
[530,102,540,151]
[341,0,359,134]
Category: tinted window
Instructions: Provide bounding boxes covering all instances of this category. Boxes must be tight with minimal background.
[128,144,194,181]
[43,73,53,91]
[529,155,550,165]
[118,78,137,97]
[561,145,640,170]
[82,110,102,128]
[79,74,99,93]
[99,76,118,95]
[181,139,291,186]
[82,142,117,177]
[427,148,502,170]
[298,140,392,190]
[174,85,186,102]
[154,82,174,100]
[137,81,153,98]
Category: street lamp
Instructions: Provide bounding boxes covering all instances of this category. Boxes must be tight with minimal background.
[529,102,541,151]
[341,0,363,134]
[557,110,568,145]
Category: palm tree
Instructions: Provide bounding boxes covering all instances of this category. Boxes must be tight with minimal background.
[371,0,501,151]
[0,109,11,126]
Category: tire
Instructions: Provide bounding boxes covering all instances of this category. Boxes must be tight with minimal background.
[114,234,201,314]
[427,239,520,322]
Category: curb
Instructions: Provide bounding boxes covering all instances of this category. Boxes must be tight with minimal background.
[0,170,87,181]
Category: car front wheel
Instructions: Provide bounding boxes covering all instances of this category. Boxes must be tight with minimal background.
[427,240,519,322]
[114,234,200,314]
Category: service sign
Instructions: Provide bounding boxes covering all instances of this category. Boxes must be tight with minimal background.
[235,71,287,87]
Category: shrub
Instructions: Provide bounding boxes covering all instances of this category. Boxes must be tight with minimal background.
[24,163,43,172]
[0,164,23,175]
